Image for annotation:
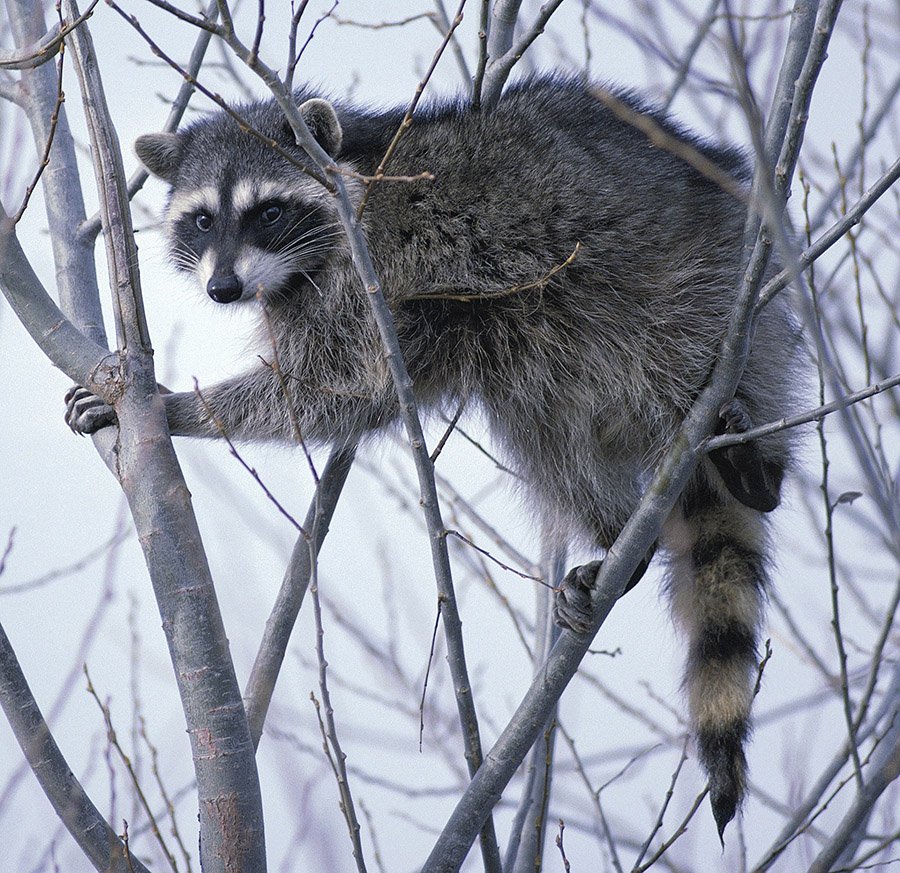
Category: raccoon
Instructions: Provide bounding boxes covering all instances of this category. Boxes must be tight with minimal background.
[66,76,800,836]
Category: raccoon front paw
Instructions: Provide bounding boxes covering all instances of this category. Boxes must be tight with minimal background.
[64,386,118,435]
[553,560,603,635]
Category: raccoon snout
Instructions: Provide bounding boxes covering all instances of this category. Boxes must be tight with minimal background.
[207,275,243,304]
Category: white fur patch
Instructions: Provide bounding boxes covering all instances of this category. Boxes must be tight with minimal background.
[196,249,215,289]
[167,186,220,223]
[231,179,256,215]
[234,246,291,300]
[230,176,327,215]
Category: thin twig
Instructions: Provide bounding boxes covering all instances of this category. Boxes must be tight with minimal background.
[84,667,180,873]
[192,379,307,536]
[631,739,691,870]
[755,155,900,310]
[429,400,465,463]
[13,12,65,223]
[79,0,219,243]
[139,718,193,873]
[0,528,131,595]
[419,600,444,753]
[471,0,490,108]
[244,441,357,747]
[286,0,337,87]
[591,85,747,202]
[105,1,329,189]
[632,787,710,873]
[355,0,467,219]
[0,528,15,577]
[662,0,721,111]
[309,563,369,872]
[703,373,900,450]
[0,0,98,70]
[443,529,545,583]
[414,242,581,303]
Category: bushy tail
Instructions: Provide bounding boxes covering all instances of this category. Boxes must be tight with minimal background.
[663,463,770,839]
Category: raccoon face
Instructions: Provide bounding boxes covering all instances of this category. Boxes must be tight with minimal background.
[163,178,337,304]
[135,97,344,305]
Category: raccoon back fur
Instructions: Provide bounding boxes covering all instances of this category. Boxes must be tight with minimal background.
[70,76,801,837]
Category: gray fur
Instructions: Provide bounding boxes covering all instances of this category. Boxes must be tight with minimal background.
[121,76,803,833]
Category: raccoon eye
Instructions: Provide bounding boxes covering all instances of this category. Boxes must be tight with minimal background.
[260,204,283,226]
[195,213,213,232]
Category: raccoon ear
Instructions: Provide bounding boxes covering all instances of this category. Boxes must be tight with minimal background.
[134,132,183,183]
[298,98,343,157]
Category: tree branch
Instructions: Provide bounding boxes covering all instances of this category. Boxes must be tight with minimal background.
[0,619,151,873]
[200,6,503,869]
[0,0,98,70]
[77,0,219,244]
[60,2,267,869]
[704,373,900,450]
[244,440,358,748]
[6,0,107,346]
[0,205,112,388]
[806,703,900,873]
[480,0,567,110]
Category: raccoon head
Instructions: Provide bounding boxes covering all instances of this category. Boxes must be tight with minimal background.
[135,97,344,305]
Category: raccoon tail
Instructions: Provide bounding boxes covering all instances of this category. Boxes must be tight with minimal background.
[663,463,770,840]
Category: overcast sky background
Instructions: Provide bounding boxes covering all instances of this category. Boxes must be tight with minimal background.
[1,2,897,871]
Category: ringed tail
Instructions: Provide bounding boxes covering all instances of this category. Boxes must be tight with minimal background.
[663,463,770,839]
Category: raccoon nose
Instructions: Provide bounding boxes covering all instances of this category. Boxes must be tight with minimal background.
[207,274,243,304]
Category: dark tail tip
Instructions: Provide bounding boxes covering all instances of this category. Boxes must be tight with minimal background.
[711,782,739,844]
[699,724,748,843]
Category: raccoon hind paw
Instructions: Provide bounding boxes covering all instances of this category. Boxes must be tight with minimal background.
[553,560,602,635]
[710,398,783,513]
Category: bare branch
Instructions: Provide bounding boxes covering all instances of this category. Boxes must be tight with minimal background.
[309,566,369,872]
[0,205,112,388]
[661,0,722,111]
[756,154,900,311]
[0,620,151,873]
[420,2,833,867]
[481,0,567,110]
[0,0,98,70]
[84,667,181,873]
[355,0,467,219]
[78,0,220,244]
[6,0,108,345]
[806,708,900,873]
[190,7,504,869]
[244,441,358,748]
[61,3,268,870]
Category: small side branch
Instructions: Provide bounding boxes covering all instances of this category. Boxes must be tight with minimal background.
[0,0,99,70]
[0,205,112,389]
[480,0,567,110]
[806,708,900,873]
[703,373,900,451]
[355,0,467,219]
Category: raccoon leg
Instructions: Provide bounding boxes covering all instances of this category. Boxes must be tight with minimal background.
[664,466,768,840]
[553,551,653,635]
[709,398,783,513]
